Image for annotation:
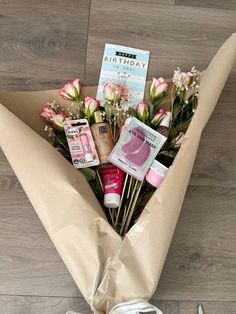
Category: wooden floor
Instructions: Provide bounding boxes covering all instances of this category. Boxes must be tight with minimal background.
[0,1,236,313]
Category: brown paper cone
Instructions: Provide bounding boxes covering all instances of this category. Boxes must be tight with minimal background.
[0,33,235,314]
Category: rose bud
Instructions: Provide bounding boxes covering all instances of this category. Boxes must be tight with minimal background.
[103,82,115,101]
[103,82,124,102]
[171,132,185,149]
[136,102,149,122]
[59,78,81,101]
[151,108,166,126]
[84,97,100,116]
[150,77,168,102]
[40,103,56,124]
[119,84,129,101]
[52,113,66,132]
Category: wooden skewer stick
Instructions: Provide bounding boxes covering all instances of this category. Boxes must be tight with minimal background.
[122,180,143,236]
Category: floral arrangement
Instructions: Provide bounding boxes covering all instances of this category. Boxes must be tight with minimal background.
[40,68,200,236]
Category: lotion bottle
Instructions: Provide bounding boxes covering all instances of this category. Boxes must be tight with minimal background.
[91,111,114,164]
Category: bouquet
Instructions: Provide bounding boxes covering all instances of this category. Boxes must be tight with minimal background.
[39,68,200,237]
[0,34,235,314]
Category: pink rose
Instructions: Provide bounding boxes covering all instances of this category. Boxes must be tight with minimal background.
[150,77,168,102]
[103,82,125,101]
[136,102,149,122]
[84,97,100,115]
[118,83,129,101]
[40,103,56,123]
[151,108,166,126]
[52,113,66,132]
[59,78,81,101]
[171,132,185,149]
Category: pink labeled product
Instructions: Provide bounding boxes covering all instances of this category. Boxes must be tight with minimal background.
[64,119,100,168]
[146,160,168,188]
[102,167,124,208]
[108,117,167,181]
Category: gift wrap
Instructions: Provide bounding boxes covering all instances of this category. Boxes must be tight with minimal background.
[0,34,235,314]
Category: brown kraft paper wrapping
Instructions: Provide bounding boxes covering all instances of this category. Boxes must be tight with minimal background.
[0,34,235,314]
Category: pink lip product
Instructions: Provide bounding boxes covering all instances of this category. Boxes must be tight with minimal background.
[145,160,168,188]
[102,166,124,208]
[108,117,167,181]
[79,133,93,162]
[64,118,100,168]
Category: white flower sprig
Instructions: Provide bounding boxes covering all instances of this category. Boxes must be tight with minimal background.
[173,66,200,95]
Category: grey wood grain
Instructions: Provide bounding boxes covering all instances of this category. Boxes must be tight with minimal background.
[154,185,236,301]
[189,76,236,188]
[0,148,80,297]
[0,296,180,314]
[114,0,175,4]
[176,0,236,10]
[0,295,91,314]
[179,301,236,314]
[151,300,179,314]
[85,0,235,85]
[0,0,90,90]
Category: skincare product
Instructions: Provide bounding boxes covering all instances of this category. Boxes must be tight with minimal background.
[108,117,167,180]
[156,111,171,137]
[91,111,114,164]
[146,160,168,188]
[79,133,93,162]
[64,119,100,168]
[102,166,124,208]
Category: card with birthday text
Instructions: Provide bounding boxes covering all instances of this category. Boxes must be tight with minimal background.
[96,44,150,106]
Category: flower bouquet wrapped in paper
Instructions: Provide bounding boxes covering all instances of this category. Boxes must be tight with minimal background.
[0,34,235,314]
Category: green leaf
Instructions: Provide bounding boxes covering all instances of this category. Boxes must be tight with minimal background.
[80,168,96,181]
[128,107,138,118]
[169,126,178,139]
[148,101,154,120]
[159,150,177,159]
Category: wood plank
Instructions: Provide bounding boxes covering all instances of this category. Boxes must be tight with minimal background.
[179,301,236,314]
[153,185,236,301]
[120,0,175,4]
[85,0,235,85]
[151,300,179,314]
[0,295,91,314]
[0,0,90,90]
[189,74,236,188]
[0,149,80,297]
[0,296,180,314]
[190,123,236,188]
[176,0,236,11]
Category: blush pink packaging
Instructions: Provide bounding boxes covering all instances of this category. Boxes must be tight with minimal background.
[145,160,168,188]
[108,117,167,181]
[64,119,100,168]
[102,167,124,208]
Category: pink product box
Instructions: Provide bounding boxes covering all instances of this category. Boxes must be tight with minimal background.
[108,117,167,180]
[64,119,100,168]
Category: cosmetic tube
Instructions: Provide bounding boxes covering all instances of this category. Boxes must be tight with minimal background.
[102,167,124,208]
[145,160,168,188]
[79,133,93,162]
